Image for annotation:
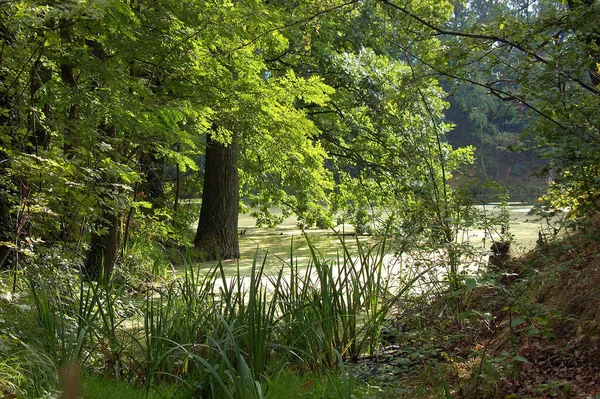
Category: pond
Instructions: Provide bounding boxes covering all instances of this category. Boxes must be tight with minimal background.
[195,203,543,278]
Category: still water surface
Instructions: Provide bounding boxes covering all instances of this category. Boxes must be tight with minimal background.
[195,203,542,277]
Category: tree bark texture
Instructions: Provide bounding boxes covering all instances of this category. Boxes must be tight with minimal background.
[84,165,121,282]
[83,209,120,283]
[79,39,121,282]
[194,136,240,260]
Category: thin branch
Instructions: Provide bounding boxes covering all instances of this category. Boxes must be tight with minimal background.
[228,0,360,53]
[379,0,600,95]
[0,42,45,101]
[382,36,568,131]
[379,0,548,63]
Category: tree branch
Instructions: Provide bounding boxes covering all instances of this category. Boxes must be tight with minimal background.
[382,36,568,131]
[378,0,600,96]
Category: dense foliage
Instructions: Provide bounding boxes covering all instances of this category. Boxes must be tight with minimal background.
[0,0,599,397]
[383,0,600,213]
[1,0,472,273]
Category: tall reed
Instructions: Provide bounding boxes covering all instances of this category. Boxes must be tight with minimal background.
[20,234,424,398]
[274,233,394,367]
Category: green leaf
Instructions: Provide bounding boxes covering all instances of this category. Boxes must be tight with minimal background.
[511,317,525,328]
[465,278,477,291]
[527,328,539,337]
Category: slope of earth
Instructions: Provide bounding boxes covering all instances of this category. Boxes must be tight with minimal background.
[352,214,600,398]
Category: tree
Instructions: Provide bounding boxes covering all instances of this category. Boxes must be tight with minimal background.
[160,0,471,259]
[0,0,480,279]
[378,0,600,216]
[1,0,340,267]
[0,0,207,279]
[183,2,338,259]
[437,1,545,199]
[194,136,240,259]
[260,0,475,250]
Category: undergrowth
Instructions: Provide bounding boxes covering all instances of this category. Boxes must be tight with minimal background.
[5,211,596,398]
[0,234,405,398]
[390,214,600,398]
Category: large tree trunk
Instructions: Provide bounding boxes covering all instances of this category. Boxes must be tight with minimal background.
[83,208,120,283]
[83,126,121,282]
[194,136,240,260]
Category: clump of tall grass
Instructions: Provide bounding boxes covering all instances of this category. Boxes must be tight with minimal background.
[15,234,423,398]
[0,355,27,396]
[274,233,391,367]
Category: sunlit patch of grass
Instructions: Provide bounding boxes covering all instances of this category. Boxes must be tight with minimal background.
[0,355,26,397]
